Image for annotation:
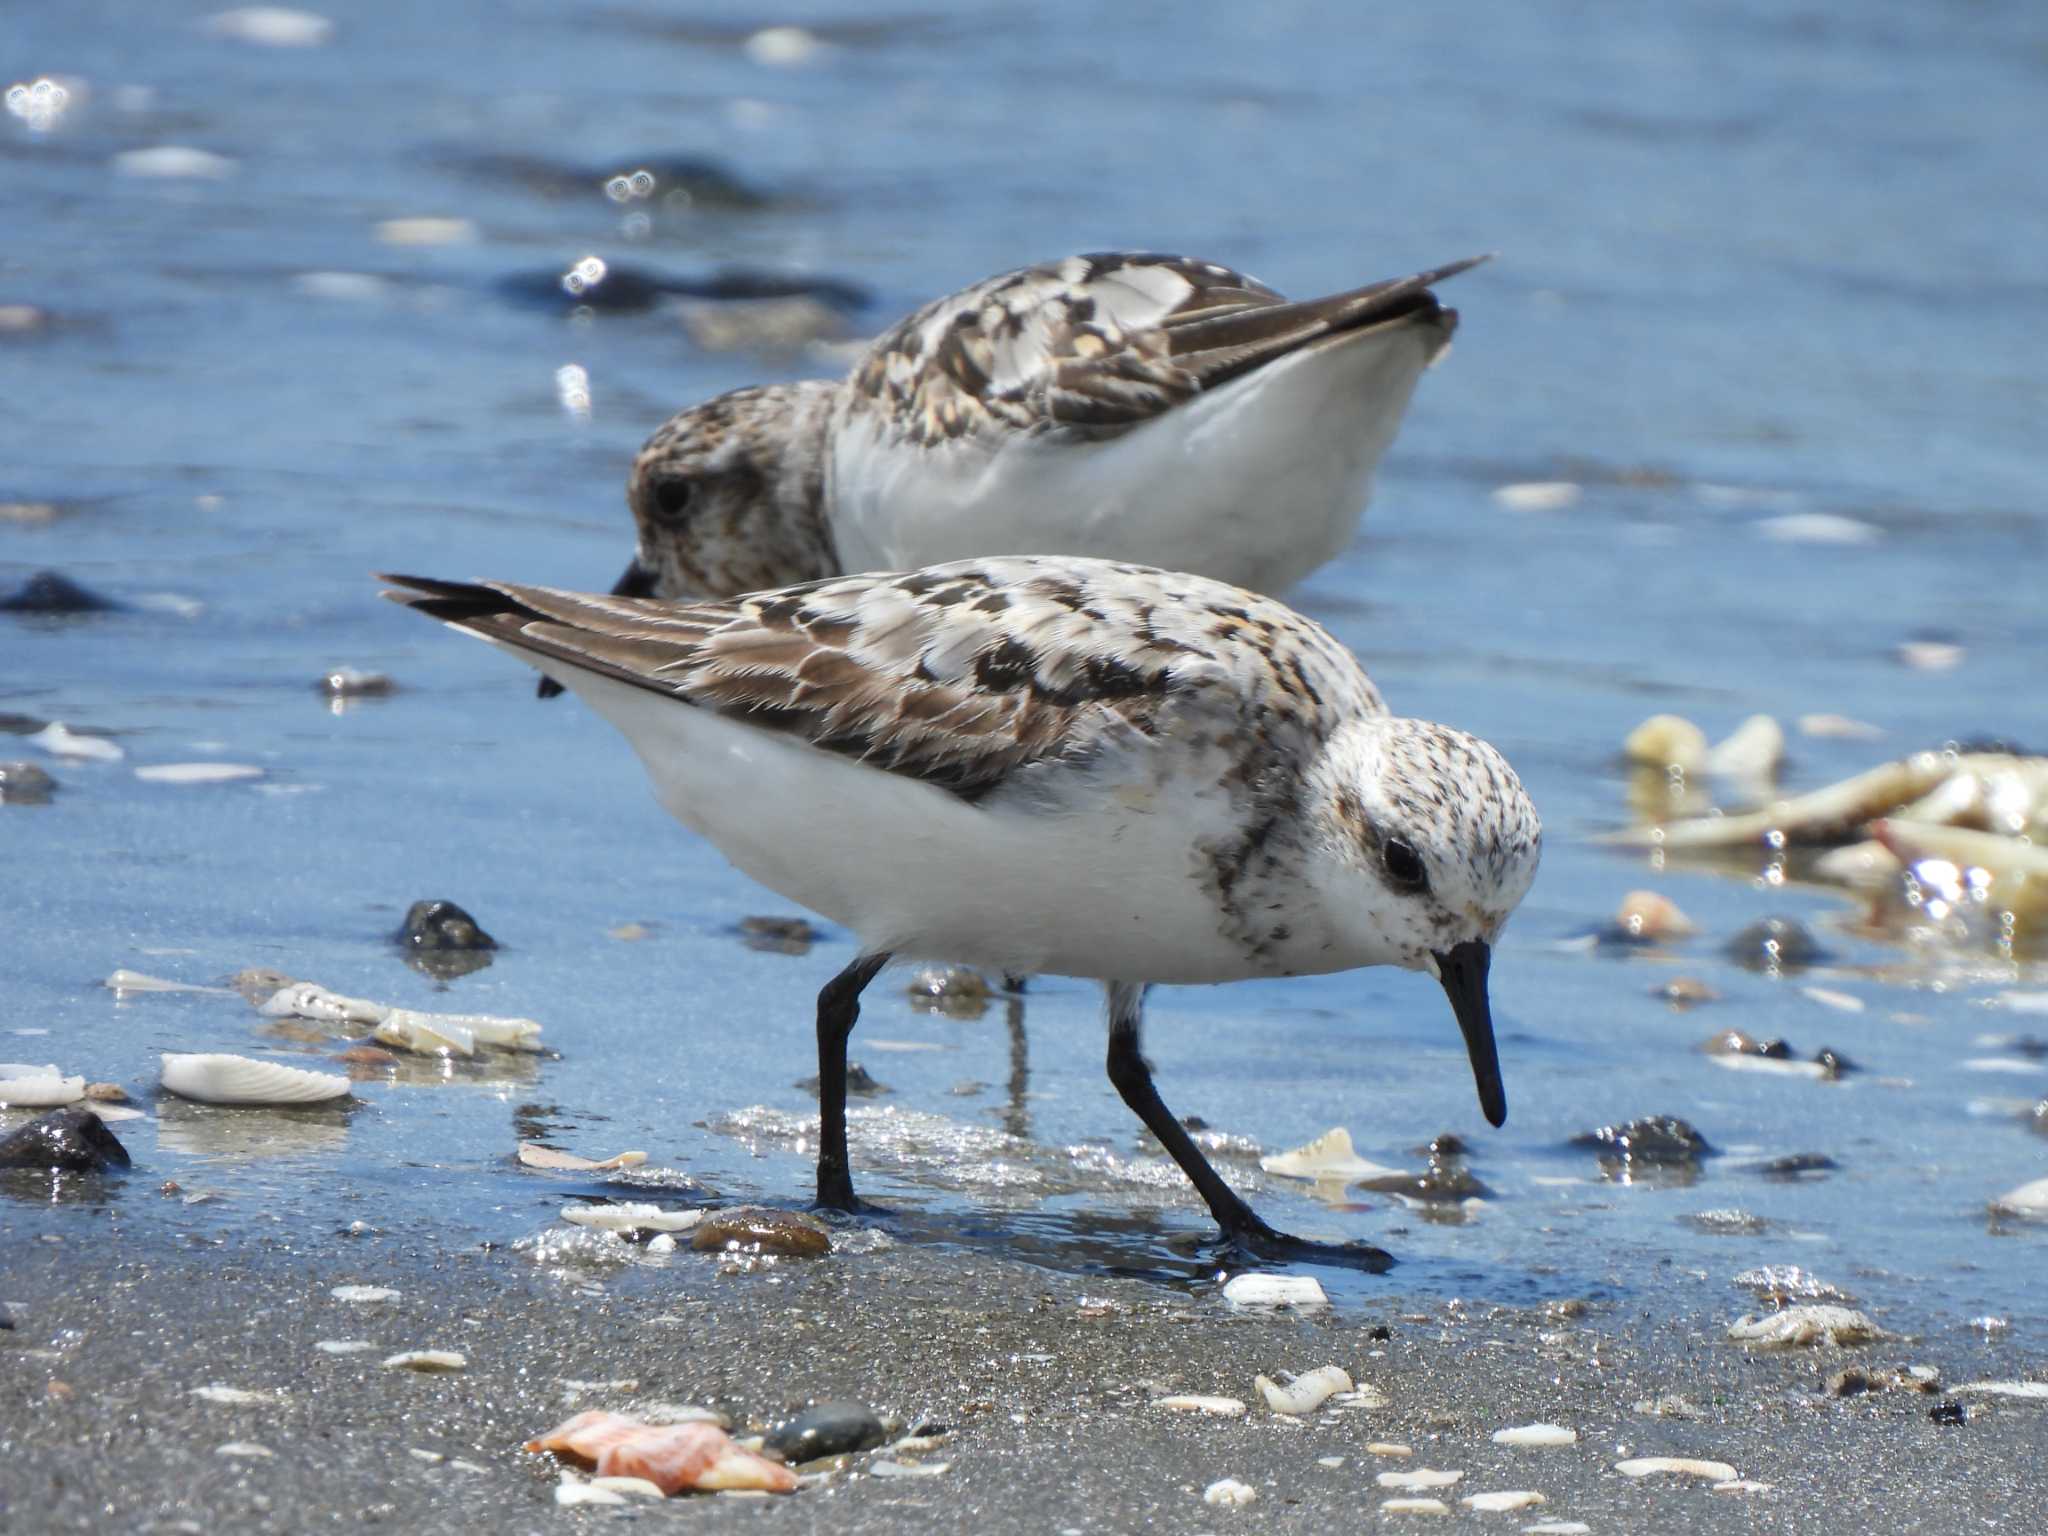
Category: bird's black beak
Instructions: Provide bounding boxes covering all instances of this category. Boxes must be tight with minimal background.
[1434,939,1505,1128]
[536,557,658,699]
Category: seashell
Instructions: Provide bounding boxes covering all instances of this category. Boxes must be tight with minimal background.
[1259,1126,1399,1183]
[1377,1469,1464,1491]
[561,1203,703,1234]
[1798,713,1883,741]
[29,722,123,762]
[1368,1443,1414,1457]
[1150,1394,1246,1417]
[590,1475,666,1499]
[1952,1380,2048,1399]
[259,982,387,1025]
[869,1459,952,1479]
[216,1442,274,1459]
[1726,1305,1882,1349]
[191,1384,287,1406]
[1203,1478,1256,1507]
[1872,819,2048,920]
[1379,1497,1451,1515]
[1989,1176,2048,1219]
[1704,715,1784,780]
[0,1063,85,1107]
[105,969,231,996]
[1255,1365,1352,1415]
[381,1350,466,1372]
[1612,890,1695,941]
[1220,1273,1328,1310]
[1462,1491,1545,1512]
[555,1471,627,1507]
[1623,715,1706,774]
[160,1053,351,1105]
[526,1410,797,1495]
[134,762,263,785]
[1491,1423,1577,1447]
[1811,840,1900,888]
[330,1285,400,1303]
[518,1141,648,1172]
[1614,1456,1738,1480]
[315,1339,377,1353]
[372,1012,474,1056]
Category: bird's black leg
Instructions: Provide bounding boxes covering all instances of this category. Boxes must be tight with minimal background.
[1103,982,1392,1273]
[813,951,890,1212]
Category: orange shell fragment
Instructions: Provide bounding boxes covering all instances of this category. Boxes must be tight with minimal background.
[525,1410,797,1495]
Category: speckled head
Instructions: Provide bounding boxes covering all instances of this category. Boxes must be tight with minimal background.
[624,381,841,600]
[1309,715,1542,1126]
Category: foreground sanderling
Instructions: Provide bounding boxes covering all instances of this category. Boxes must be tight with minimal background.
[389,556,1540,1265]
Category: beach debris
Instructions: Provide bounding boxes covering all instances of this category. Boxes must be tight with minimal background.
[1151,1394,1246,1417]
[1624,715,1707,774]
[397,899,497,978]
[1723,916,1827,973]
[1989,1176,2048,1219]
[191,1385,287,1407]
[1611,890,1695,943]
[1951,1381,2048,1401]
[1571,1116,1712,1169]
[315,1340,377,1354]
[1377,1468,1464,1491]
[1378,1498,1451,1516]
[1204,1478,1257,1507]
[28,722,122,762]
[134,763,264,785]
[1614,1456,1737,1481]
[0,1107,131,1171]
[1220,1272,1329,1310]
[331,1285,400,1304]
[315,666,396,699]
[1727,1305,1883,1350]
[0,761,57,803]
[0,1063,85,1108]
[737,915,818,954]
[1704,715,1785,781]
[160,1053,350,1106]
[690,1207,830,1257]
[561,1202,703,1235]
[526,1410,798,1494]
[1255,1365,1352,1415]
[1702,1032,1841,1080]
[765,1401,887,1461]
[1491,1423,1576,1448]
[517,1142,648,1173]
[1826,1365,1940,1398]
[1462,1490,1545,1512]
[1873,819,2048,925]
[257,981,542,1054]
[1259,1126,1398,1183]
[381,1350,466,1372]
[904,965,994,1019]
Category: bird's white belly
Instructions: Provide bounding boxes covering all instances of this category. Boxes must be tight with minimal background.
[831,323,1437,595]
[551,669,1324,985]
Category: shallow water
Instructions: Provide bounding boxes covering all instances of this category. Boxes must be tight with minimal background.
[4,3,2045,1336]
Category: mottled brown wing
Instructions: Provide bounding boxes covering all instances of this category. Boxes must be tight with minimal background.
[379,564,1222,801]
[850,253,1484,445]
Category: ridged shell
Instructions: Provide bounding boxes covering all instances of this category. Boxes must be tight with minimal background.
[0,1063,86,1107]
[160,1052,352,1105]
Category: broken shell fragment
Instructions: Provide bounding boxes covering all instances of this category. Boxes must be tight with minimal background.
[160,1053,351,1105]
[0,1063,86,1107]
[526,1410,797,1495]
[1151,1394,1247,1417]
[1989,1176,2048,1220]
[381,1350,466,1372]
[518,1142,648,1172]
[259,983,386,1025]
[561,1202,703,1234]
[1615,1456,1738,1481]
[1624,715,1707,774]
[1462,1491,1545,1512]
[1377,1468,1464,1491]
[1259,1126,1400,1183]
[1255,1365,1353,1415]
[1727,1304,1883,1349]
[1221,1272,1329,1310]
[1704,714,1785,780]
[1491,1423,1577,1447]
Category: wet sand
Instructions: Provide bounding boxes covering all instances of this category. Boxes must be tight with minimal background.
[4,1225,2043,1533]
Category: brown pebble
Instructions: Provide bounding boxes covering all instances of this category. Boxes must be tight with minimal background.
[46,1380,73,1401]
[159,1180,182,1197]
[1656,977,1719,1007]
[82,1083,128,1103]
[737,916,819,955]
[337,1046,400,1068]
[1615,889,1696,942]
[691,1206,831,1258]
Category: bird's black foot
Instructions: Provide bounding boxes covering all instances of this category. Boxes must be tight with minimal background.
[1214,1221,1395,1275]
[810,1170,889,1219]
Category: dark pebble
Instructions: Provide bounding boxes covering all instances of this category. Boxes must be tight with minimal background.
[0,1108,132,1172]
[398,899,496,951]
[1702,1029,1792,1060]
[1929,1400,1967,1425]
[315,667,397,698]
[1358,1163,1492,1203]
[1814,1047,1857,1079]
[1723,916,1828,974]
[738,915,819,955]
[765,1400,887,1462]
[796,1061,890,1098]
[0,570,121,614]
[1757,1152,1838,1181]
[0,761,57,804]
[1571,1115,1714,1165]
[1423,1132,1469,1158]
[690,1206,830,1258]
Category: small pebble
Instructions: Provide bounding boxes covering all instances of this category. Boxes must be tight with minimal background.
[397,899,495,953]
[1704,713,1784,777]
[1317,1456,1346,1469]
[0,761,58,803]
[28,723,122,762]
[0,570,120,613]
[1571,1116,1712,1167]
[1655,976,1718,1007]
[191,1385,287,1407]
[314,1340,376,1354]
[1203,1478,1256,1508]
[1896,638,1964,672]
[1724,915,1827,973]
[737,914,819,954]
[868,1459,950,1479]
[374,217,477,247]
[114,145,237,179]
[0,1108,132,1172]
[765,1400,887,1460]
[1220,1273,1327,1310]
[1798,713,1883,741]
[1368,1442,1414,1457]
[1623,714,1706,773]
[1929,1401,1967,1425]
[1612,889,1695,942]
[690,1206,830,1257]
[315,666,396,699]
[904,965,994,1018]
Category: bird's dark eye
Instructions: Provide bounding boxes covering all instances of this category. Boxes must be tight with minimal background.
[651,477,695,522]
[1382,837,1429,892]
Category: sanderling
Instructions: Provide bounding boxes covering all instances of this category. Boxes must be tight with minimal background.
[388,555,1540,1266]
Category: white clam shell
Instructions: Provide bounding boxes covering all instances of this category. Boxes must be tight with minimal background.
[561,1202,703,1234]
[1255,1365,1353,1415]
[160,1052,351,1105]
[0,1063,86,1107]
